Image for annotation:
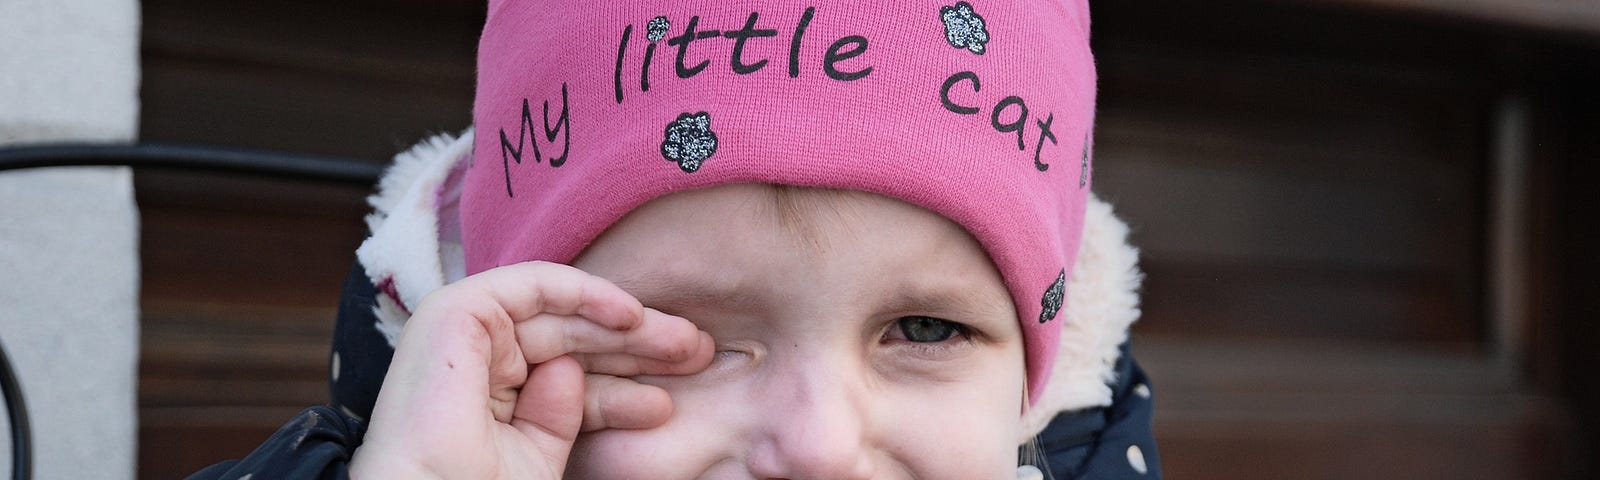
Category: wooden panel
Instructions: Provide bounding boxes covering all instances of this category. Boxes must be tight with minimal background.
[134,171,368,478]
[140,0,482,159]
[140,407,313,480]
[139,303,332,407]
[135,171,369,306]
[1138,336,1573,479]
[1138,260,1473,341]
[1542,50,1600,476]
[135,1,485,476]
[1086,3,1583,476]
[1276,0,1600,40]
[1092,0,1489,343]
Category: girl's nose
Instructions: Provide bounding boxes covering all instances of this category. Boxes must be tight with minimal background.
[744,361,876,480]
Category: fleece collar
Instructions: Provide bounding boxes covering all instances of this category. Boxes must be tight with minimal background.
[354,130,1144,440]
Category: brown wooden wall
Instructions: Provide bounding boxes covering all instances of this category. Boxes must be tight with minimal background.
[136,0,480,477]
[134,0,1599,478]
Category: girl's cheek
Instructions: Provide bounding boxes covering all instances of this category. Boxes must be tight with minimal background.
[874,336,1015,386]
[570,365,771,478]
[570,415,730,478]
[877,367,1025,478]
[569,430,667,477]
[882,337,1026,466]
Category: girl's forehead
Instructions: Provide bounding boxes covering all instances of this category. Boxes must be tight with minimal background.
[593,184,972,254]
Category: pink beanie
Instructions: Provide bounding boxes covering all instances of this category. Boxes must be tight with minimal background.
[462,0,1097,405]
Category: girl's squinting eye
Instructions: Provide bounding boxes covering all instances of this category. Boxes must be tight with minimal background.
[893,316,964,343]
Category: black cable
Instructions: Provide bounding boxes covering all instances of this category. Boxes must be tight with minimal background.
[0,339,29,480]
[0,143,382,183]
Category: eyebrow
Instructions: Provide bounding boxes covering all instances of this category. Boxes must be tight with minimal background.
[879,284,1013,324]
[610,271,763,313]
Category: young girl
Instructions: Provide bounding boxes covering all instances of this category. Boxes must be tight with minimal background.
[191,1,1157,478]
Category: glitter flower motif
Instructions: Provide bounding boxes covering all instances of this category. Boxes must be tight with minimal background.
[940,1,990,55]
[661,112,718,173]
[647,16,670,42]
[1039,269,1066,323]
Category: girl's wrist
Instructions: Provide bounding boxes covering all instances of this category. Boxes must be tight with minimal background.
[348,444,445,480]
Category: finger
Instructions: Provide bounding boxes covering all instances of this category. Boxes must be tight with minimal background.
[573,331,715,376]
[408,261,648,396]
[581,373,674,432]
[511,355,586,461]
[471,261,647,329]
[405,290,529,415]
[514,310,711,364]
[381,285,519,421]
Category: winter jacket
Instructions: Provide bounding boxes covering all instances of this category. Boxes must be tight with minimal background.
[187,131,1160,480]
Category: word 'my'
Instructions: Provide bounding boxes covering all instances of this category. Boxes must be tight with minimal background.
[613,7,874,103]
[499,83,571,197]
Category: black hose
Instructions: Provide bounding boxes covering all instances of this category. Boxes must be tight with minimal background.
[0,339,29,480]
[0,143,381,183]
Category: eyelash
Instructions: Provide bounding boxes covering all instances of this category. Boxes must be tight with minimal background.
[883,316,973,347]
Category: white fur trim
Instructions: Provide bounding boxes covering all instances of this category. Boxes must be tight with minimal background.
[356,131,1144,434]
[355,129,475,344]
[371,291,410,345]
[1019,195,1145,440]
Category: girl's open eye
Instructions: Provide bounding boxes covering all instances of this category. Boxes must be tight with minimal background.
[891,316,966,343]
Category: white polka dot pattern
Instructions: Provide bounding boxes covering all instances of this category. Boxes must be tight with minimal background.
[1127,445,1148,474]
[330,351,342,383]
[339,404,365,423]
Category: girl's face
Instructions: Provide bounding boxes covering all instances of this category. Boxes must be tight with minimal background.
[569,184,1025,479]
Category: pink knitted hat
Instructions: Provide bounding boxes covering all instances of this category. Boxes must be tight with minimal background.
[462,0,1096,405]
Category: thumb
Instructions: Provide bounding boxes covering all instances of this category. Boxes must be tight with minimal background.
[510,355,586,468]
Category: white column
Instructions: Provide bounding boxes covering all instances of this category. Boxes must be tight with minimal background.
[0,0,143,478]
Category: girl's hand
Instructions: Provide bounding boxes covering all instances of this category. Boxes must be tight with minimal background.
[348,261,715,479]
